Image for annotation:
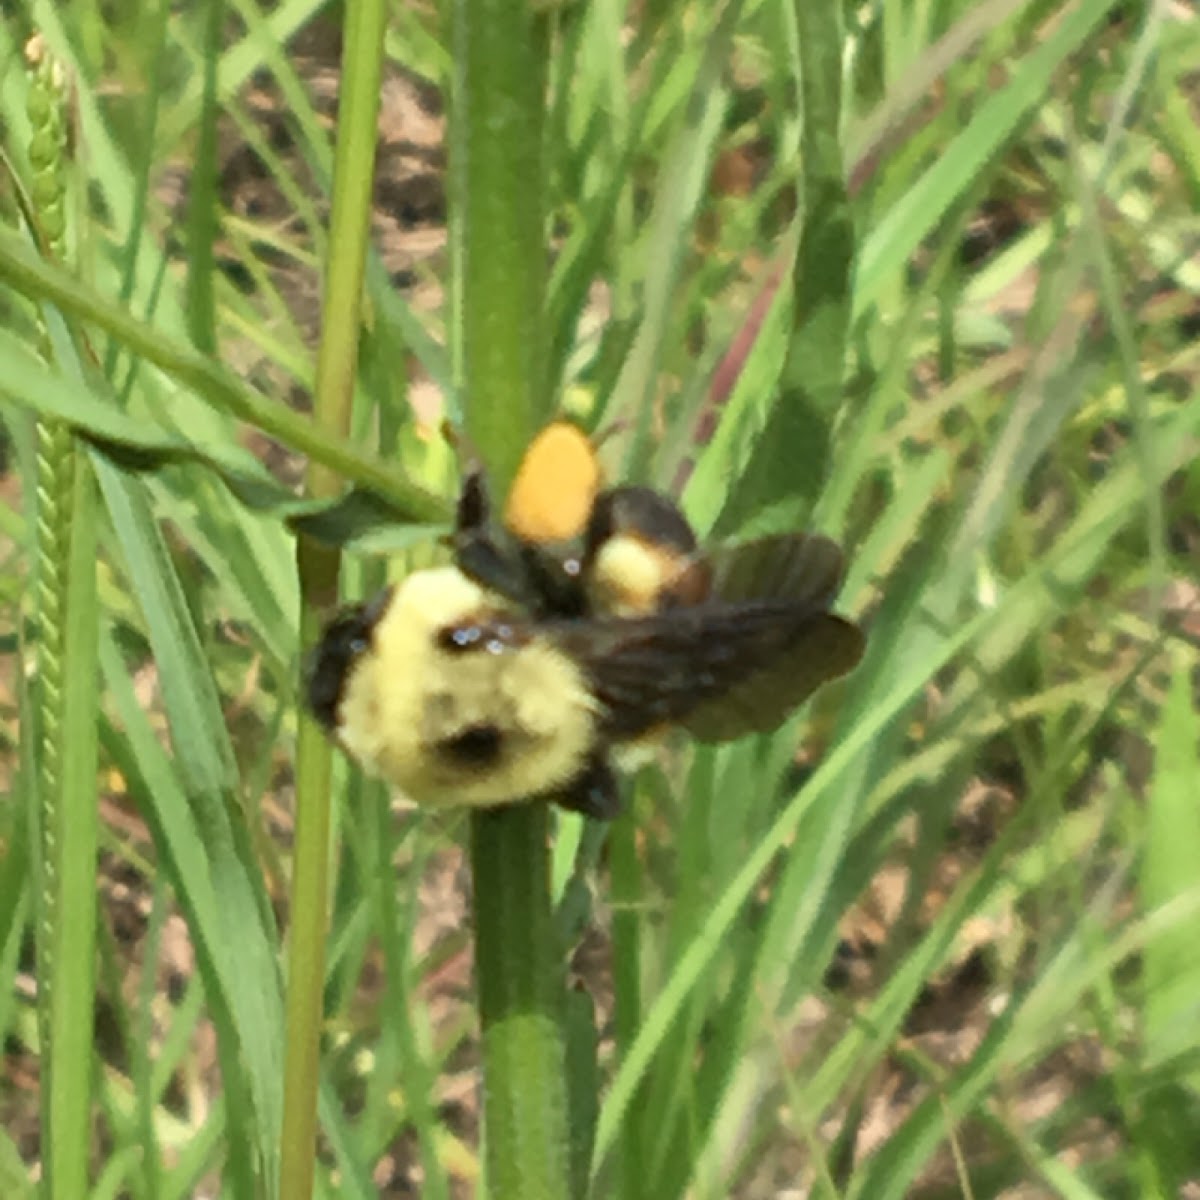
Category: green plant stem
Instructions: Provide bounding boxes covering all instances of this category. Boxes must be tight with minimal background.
[26,45,102,1199]
[279,0,390,1194]
[34,426,101,1200]
[32,421,71,1183]
[455,0,550,491]
[470,808,570,1200]
[184,0,223,353]
[452,0,568,1194]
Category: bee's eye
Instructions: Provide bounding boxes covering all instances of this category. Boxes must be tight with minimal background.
[348,635,368,657]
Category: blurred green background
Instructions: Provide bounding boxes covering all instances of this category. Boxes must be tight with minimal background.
[1,0,1198,1196]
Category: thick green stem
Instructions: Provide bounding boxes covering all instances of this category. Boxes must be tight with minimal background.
[453,0,568,1195]
[455,0,551,492]
[470,809,570,1199]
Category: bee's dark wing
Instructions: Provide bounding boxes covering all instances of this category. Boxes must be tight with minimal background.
[676,532,860,739]
[680,614,862,741]
[553,601,862,743]
[705,532,846,610]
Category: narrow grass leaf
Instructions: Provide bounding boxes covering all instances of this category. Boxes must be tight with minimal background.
[98,463,284,1192]
[856,0,1124,318]
[99,633,258,1193]
[1142,663,1200,1069]
[718,0,853,531]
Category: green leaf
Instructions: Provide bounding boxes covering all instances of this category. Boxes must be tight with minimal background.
[1142,663,1200,1073]
[98,460,284,1193]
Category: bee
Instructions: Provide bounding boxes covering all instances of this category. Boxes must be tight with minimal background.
[305,423,863,818]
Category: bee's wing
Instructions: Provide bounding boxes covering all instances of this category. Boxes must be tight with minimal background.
[705,532,846,610]
[553,601,862,744]
[680,614,862,741]
[674,532,860,739]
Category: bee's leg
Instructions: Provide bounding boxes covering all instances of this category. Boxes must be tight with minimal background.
[455,533,535,607]
[453,470,588,616]
[555,756,622,820]
[456,466,490,533]
[451,470,535,606]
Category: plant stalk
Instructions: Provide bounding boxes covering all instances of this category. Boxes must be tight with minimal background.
[280,0,390,1195]
[452,0,569,1194]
